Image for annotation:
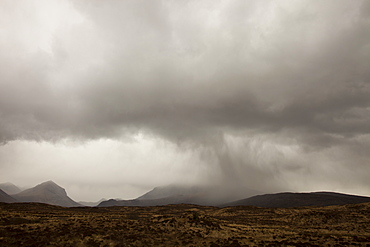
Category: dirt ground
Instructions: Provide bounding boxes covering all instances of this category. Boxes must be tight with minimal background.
[0,202,369,246]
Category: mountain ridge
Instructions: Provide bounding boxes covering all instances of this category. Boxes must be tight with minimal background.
[98,188,370,208]
[3,180,370,208]
[222,191,370,208]
[0,189,17,203]
[98,184,260,207]
[12,181,81,207]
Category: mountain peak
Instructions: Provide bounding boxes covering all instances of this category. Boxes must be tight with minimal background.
[33,181,66,195]
[2,182,15,186]
[40,180,58,186]
[13,181,80,207]
[0,182,22,195]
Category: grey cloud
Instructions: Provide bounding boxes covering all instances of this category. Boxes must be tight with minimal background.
[1,0,370,196]
[1,0,369,144]
[70,0,370,143]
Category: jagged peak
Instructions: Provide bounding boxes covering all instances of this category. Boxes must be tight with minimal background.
[36,180,62,188]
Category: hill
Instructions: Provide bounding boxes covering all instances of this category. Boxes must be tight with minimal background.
[98,195,204,207]
[0,182,22,195]
[98,184,259,207]
[223,191,370,208]
[0,189,17,203]
[12,181,80,207]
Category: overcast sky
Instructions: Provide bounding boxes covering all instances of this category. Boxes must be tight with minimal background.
[0,0,369,202]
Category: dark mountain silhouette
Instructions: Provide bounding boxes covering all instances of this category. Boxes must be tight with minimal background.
[223,192,370,208]
[98,194,206,207]
[0,189,17,203]
[0,182,22,195]
[12,181,81,207]
[98,184,260,207]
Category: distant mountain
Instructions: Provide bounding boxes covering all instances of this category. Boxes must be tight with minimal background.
[0,189,17,203]
[98,184,260,207]
[0,182,22,195]
[12,181,81,207]
[78,198,106,207]
[223,192,370,208]
[98,195,205,207]
[137,185,203,200]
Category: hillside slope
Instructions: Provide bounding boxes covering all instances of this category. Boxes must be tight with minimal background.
[13,181,80,207]
[223,192,370,208]
[0,189,17,203]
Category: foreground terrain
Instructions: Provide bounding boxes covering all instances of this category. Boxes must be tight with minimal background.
[0,202,369,246]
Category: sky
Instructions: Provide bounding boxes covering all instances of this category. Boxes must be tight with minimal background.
[0,0,370,202]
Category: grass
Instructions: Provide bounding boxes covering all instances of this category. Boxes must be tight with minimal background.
[0,202,369,246]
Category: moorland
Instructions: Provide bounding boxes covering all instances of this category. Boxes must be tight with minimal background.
[1,201,369,246]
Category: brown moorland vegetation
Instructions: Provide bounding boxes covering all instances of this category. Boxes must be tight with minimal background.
[0,202,369,246]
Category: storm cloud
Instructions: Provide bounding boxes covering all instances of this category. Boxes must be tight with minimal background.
[1,0,369,200]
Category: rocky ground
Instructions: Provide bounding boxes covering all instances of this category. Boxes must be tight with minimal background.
[0,202,369,246]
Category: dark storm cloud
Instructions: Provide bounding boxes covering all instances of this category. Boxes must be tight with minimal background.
[1,0,370,195]
[1,0,369,146]
[1,1,370,145]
